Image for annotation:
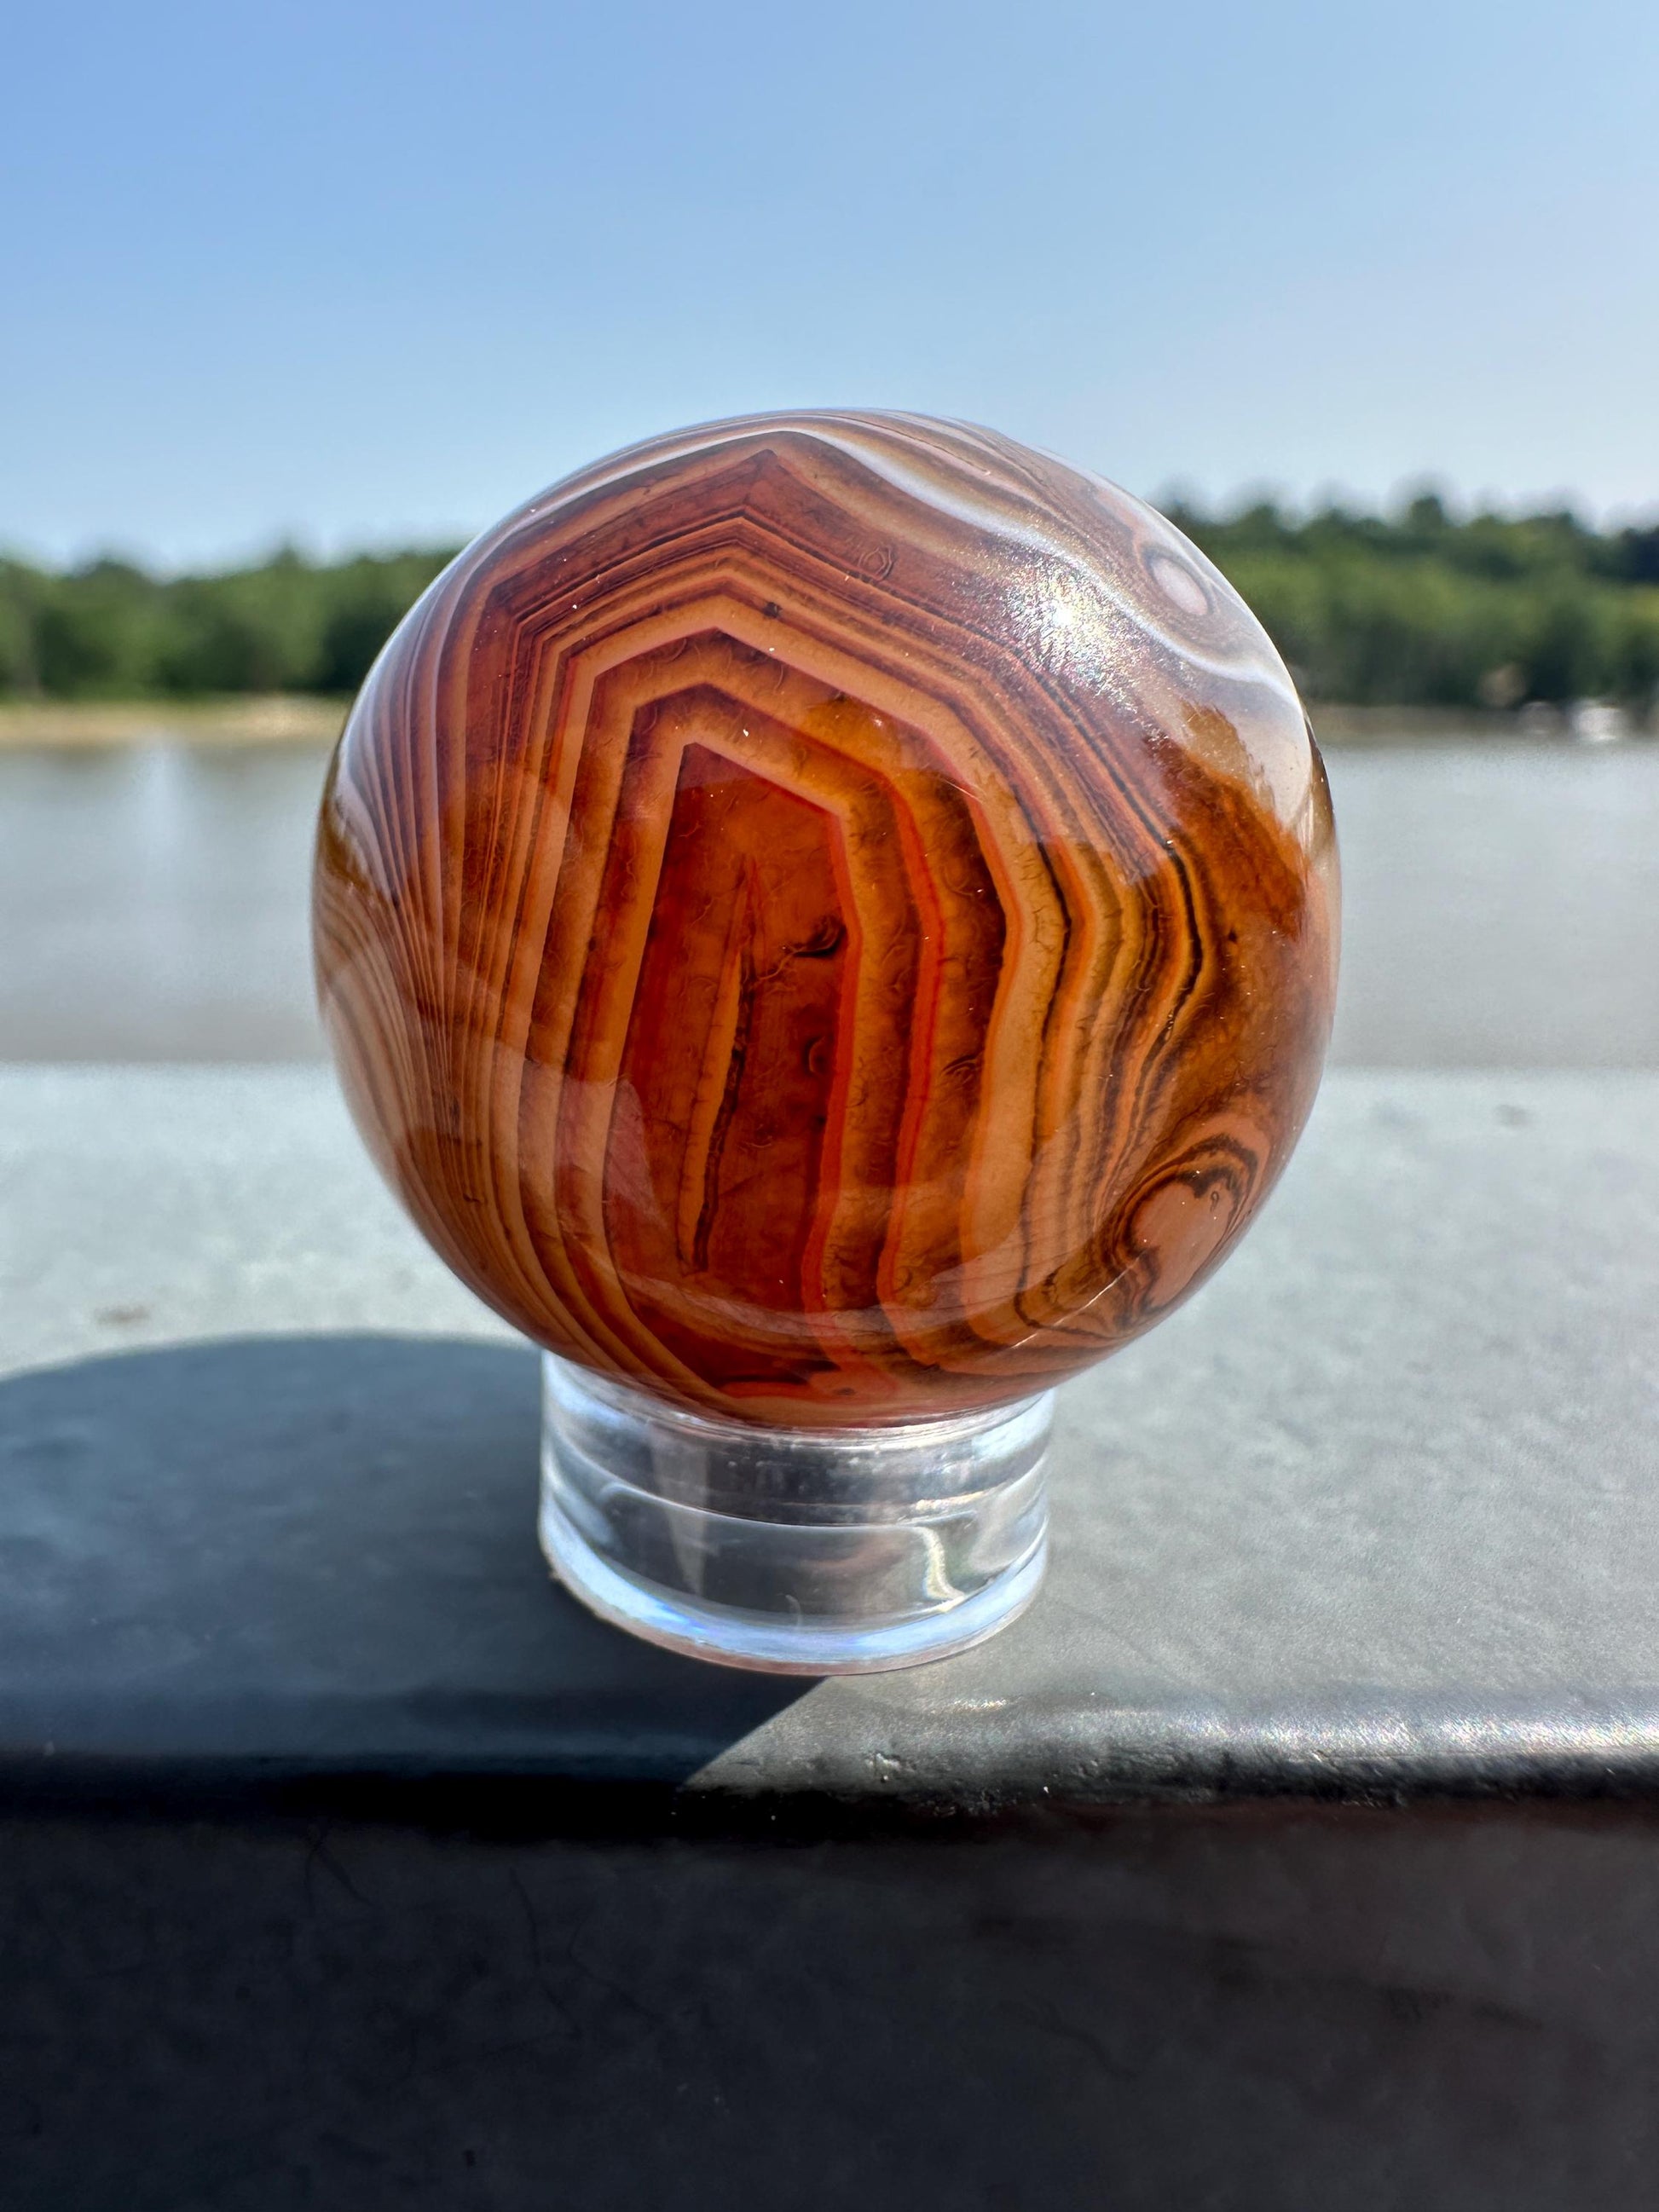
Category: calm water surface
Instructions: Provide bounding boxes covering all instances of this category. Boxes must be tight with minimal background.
[1,740,1655,1065]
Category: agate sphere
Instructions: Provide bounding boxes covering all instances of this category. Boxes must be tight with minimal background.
[315,413,1338,1431]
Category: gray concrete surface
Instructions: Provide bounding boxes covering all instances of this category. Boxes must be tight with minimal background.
[3,738,1658,1066]
[3,1065,1656,1799]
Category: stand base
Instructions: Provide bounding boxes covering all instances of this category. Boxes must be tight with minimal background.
[538,1359,1053,1675]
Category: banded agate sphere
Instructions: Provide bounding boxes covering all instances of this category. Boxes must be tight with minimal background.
[315,413,1338,1430]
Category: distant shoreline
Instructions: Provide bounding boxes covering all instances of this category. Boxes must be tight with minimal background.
[0,696,1649,752]
[0,696,348,748]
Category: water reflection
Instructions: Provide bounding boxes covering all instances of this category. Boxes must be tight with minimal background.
[0,742,332,1060]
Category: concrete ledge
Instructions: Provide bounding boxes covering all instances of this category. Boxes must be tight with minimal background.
[3,1068,1657,1811]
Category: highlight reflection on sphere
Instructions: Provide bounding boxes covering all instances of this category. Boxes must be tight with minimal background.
[315,412,1338,1431]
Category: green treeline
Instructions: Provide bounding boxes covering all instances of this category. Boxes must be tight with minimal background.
[3,492,1658,707]
[1171,494,1659,709]
[0,546,460,702]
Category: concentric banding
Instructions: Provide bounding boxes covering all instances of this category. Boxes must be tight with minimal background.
[315,412,1338,1427]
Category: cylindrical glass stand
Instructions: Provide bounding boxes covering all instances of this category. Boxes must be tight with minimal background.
[539,1357,1053,1674]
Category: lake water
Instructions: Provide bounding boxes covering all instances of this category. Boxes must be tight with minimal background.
[2,740,1655,1066]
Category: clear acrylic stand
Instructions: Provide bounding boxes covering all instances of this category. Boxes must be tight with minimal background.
[539,1357,1053,1674]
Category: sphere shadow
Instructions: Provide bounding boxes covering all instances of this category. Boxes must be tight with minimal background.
[0,1333,819,1802]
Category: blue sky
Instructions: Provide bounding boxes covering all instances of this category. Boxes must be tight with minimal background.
[4,0,1656,567]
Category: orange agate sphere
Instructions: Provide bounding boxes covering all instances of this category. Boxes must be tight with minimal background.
[314,413,1338,1429]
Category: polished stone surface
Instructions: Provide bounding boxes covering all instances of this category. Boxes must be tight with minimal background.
[315,415,1337,1425]
[3,1065,1656,1806]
